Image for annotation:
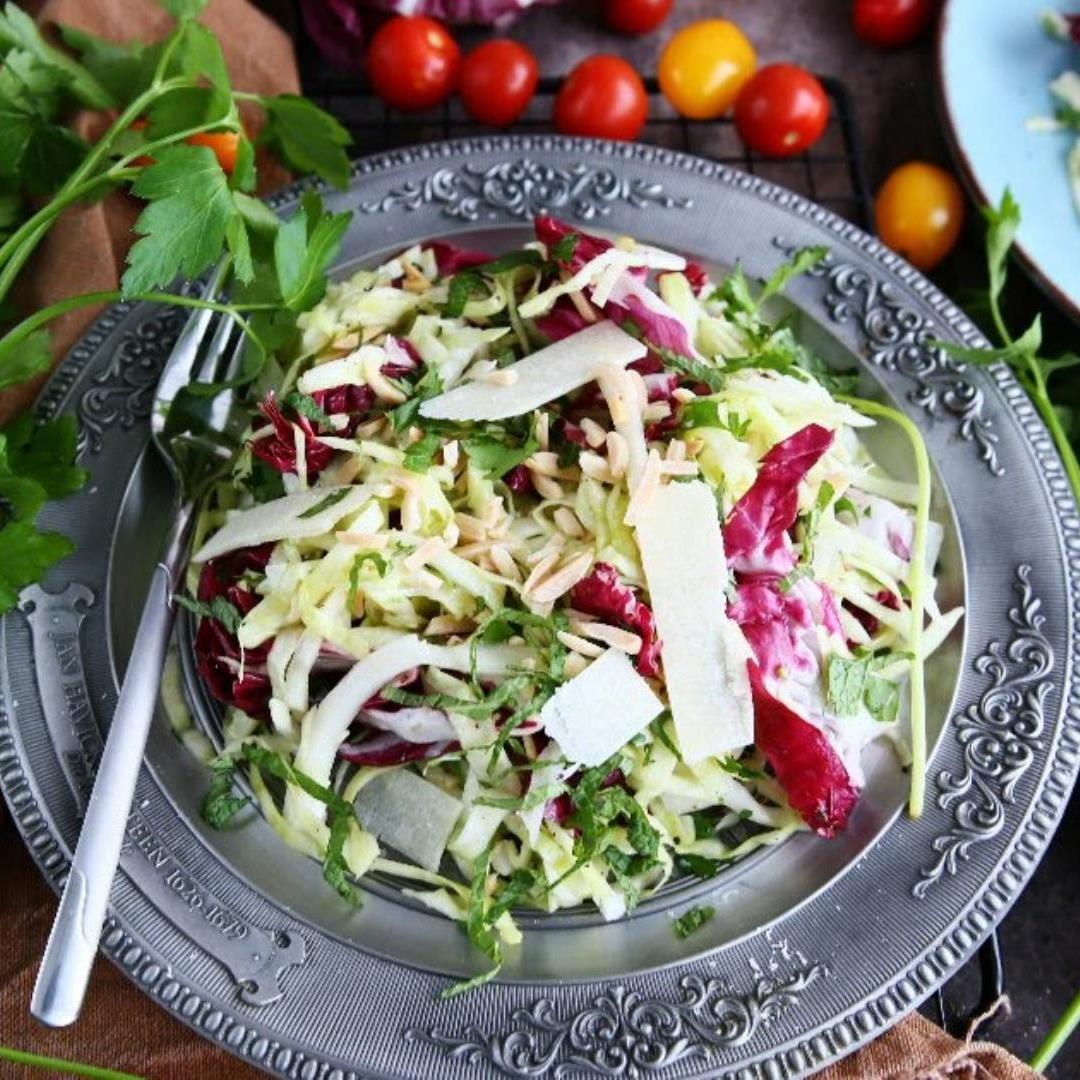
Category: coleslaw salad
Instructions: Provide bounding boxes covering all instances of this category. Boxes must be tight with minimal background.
[178,216,962,992]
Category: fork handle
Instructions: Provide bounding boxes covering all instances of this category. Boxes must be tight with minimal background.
[32,501,195,1027]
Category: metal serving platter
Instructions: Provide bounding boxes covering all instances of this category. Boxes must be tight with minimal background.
[2,136,1078,1079]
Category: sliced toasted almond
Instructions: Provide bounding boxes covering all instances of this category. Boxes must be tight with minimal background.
[624,449,662,526]
[403,537,446,572]
[529,551,594,604]
[579,450,614,483]
[532,474,564,501]
[443,440,460,470]
[672,387,697,404]
[522,548,562,594]
[643,401,672,423]
[553,506,585,539]
[581,417,608,449]
[536,411,550,451]
[606,432,630,479]
[665,439,687,462]
[490,544,521,582]
[556,630,605,658]
[570,620,642,655]
[335,530,390,548]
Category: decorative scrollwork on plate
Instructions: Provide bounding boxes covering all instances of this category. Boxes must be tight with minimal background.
[76,307,185,454]
[778,240,1002,475]
[914,565,1052,898]
[361,160,693,222]
[406,933,825,1077]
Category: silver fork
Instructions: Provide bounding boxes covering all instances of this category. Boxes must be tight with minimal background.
[31,267,248,1027]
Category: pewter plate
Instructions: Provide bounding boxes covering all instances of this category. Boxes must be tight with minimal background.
[3,137,1078,1079]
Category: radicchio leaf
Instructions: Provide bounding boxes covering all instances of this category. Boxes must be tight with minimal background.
[570,562,661,678]
[535,214,611,271]
[428,240,494,276]
[724,424,834,576]
[193,545,275,718]
[748,661,859,837]
[251,392,335,477]
[338,733,459,766]
[533,298,592,342]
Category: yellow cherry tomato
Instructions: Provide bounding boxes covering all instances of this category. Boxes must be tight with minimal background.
[658,19,757,120]
[875,162,966,271]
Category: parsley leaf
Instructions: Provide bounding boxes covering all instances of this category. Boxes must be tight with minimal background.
[123,143,244,295]
[158,0,210,21]
[403,430,442,473]
[173,593,242,633]
[391,365,443,431]
[0,519,74,613]
[550,232,579,263]
[757,246,829,307]
[673,905,715,938]
[462,430,539,478]
[260,94,352,190]
[0,3,112,109]
[284,390,331,428]
[200,756,249,828]
[1,414,86,503]
[274,195,352,312]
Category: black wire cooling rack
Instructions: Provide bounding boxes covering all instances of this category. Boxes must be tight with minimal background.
[292,21,1007,1042]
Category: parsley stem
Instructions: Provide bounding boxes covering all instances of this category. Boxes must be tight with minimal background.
[0,290,276,386]
[1031,985,1080,1072]
[0,1046,144,1079]
[839,395,931,819]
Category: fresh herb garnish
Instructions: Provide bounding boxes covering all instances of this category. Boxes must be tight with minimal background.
[284,390,332,429]
[347,550,388,613]
[673,904,716,939]
[173,592,242,632]
[0,0,354,613]
[403,430,443,473]
[827,651,906,725]
[550,232,579,263]
[718,756,764,781]
[200,756,249,828]
[297,487,350,518]
[462,429,539,478]
[238,743,361,905]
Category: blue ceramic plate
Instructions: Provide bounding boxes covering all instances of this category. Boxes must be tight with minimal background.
[939,0,1080,320]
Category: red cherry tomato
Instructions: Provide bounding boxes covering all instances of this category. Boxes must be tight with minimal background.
[852,0,936,48]
[602,0,674,36]
[734,64,830,157]
[554,55,649,142]
[458,39,539,127]
[367,16,461,111]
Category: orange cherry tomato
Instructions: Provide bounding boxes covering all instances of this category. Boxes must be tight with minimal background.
[658,19,757,120]
[367,15,461,112]
[187,131,240,174]
[734,64,830,158]
[459,39,539,127]
[875,161,965,271]
[554,55,649,142]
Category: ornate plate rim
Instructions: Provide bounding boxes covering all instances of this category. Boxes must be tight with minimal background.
[2,134,1078,1080]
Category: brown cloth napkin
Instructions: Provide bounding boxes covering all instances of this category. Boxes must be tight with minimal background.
[0,2,1047,1077]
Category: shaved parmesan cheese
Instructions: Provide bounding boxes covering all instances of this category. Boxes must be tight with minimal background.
[419,323,646,423]
[540,648,663,767]
[635,481,754,761]
[355,770,462,871]
[193,484,377,563]
[297,345,385,394]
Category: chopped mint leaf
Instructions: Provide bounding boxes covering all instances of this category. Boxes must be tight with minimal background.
[298,487,351,518]
[674,904,715,938]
